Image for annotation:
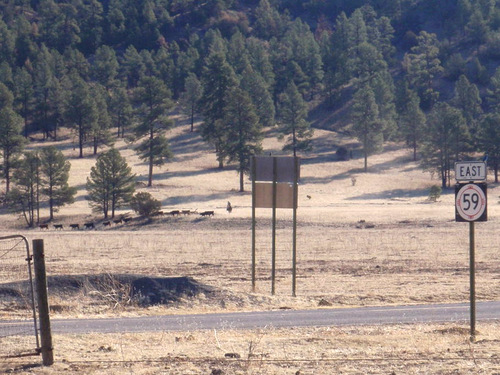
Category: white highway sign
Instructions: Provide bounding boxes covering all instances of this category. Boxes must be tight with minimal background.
[455,183,487,222]
[455,161,487,182]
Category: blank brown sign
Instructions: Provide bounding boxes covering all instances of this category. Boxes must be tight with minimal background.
[254,182,296,209]
[253,156,300,183]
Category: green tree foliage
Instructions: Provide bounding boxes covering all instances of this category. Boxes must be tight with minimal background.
[477,114,500,182]
[223,87,263,192]
[90,83,113,155]
[109,86,133,138]
[7,151,40,227]
[199,53,238,168]
[13,68,33,137]
[453,75,482,136]
[240,65,275,128]
[86,148,135,218]
[133,75,173,187]
[40,146,76,220]
[0,107,26,192]
[421,103,469,188]
[278,82,313,157]
[130,191,161,218]
[91,45,119,90]
[397,83,426,161]
[179,73,202,132]
[403,31,443,109]
[63,74,97,157]
[351,83,383,172]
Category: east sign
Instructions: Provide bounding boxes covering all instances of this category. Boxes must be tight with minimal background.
[455,161,487,182]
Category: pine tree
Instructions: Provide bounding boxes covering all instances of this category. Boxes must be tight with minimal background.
[453,75,482,137]
[180,73,202,132]
[397,83,426,161]
[421,103,469,188]
[40,146,76,220]
[63,74,98,158]
[278,82,313,157]
[0,107,26,192]
[477,114,500,182]
[109,85,133,138]
[223,87,263,192]
[133,75,173,187]
[351,83,383,172]
[7,151,40,227]
[86,148,135,218]
[199,53,238,168]
[403,31,443,109]
[91,45,119,90]
[240,65,275,128]
[13,67,33,137]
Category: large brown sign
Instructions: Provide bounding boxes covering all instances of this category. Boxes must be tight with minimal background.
[254,182,296,209]
[253,156,300,183]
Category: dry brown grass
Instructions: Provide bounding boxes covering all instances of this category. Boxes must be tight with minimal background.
[2,322,500,374]
[2,117,500,373]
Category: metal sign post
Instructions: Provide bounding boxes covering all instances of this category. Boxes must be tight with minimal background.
[251,156,300,296]
[455,173,487,341]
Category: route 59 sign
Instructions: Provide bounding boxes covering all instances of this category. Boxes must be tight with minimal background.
[455,183,487,222]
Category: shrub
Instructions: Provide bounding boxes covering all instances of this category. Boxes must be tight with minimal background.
[130,192,161,217]
[428,185,442,202]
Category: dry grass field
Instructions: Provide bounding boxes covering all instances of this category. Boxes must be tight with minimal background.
[2,117,500,373]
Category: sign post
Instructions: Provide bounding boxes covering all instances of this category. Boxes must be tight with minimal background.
[454,161,487,341]
[251,156,300,296]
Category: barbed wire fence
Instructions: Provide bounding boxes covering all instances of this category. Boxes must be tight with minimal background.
[0,235,40,357]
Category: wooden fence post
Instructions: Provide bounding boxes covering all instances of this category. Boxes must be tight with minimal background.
[33,239,54,366]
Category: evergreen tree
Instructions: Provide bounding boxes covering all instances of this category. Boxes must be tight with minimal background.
[397,84,426,161]
[90,83,113,155]
[133,75,173,187]
[0,107,26,193]
[371,70,397,140]
[91,45,119,90]
[40,146,76,220]
[86,148,135,219]
[7,151,40,227]
[179,73,202,132]
[351,83,383,172]
[240,65,275,128]
[477,114,500,182]
[199,53,238,168]
[403,31,443,109]
[421,103,469,188]
[453,75,482,137]
[63,75,97,158]
[109,85,133,138]
[223,87,263,192]
[13,68,33,137]
[120,45,145,88]
[278,82,313,157]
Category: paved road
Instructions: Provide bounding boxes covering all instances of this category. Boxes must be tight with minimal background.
[48,301,500,334]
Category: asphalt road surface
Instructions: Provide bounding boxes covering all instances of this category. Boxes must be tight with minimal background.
[47,301,500,334]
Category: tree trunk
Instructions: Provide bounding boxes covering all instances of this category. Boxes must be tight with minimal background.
[79,123,84,158]
[239,170,244,192]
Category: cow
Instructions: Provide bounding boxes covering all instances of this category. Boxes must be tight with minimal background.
[39,224,49,230]
[69,223,80,230]
[169,210,180,216]
[200,211,215,217]
[103,221,111,227]
[123,217,132,223]
[53,224,63,230]
[84,222,95,229]
[113,218,123,224]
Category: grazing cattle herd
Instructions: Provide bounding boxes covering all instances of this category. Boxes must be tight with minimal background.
[38,207,221,230]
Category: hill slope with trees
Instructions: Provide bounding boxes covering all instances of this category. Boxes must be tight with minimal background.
[1,0,500,225]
